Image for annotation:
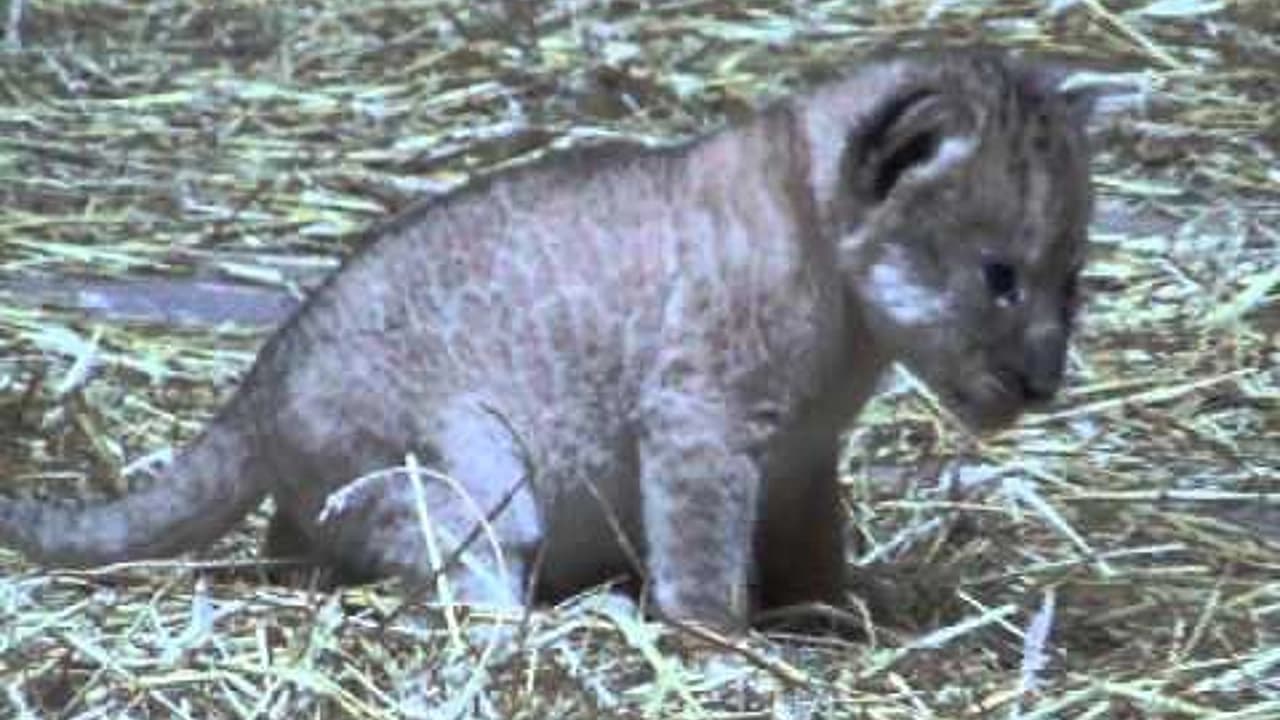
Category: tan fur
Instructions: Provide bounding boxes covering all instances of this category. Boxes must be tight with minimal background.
[0,49,1094,630]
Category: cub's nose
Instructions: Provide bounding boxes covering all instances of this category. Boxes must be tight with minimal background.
[1020,331,1067,404]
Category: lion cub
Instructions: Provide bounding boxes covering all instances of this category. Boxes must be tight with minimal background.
[0,49,1094,630]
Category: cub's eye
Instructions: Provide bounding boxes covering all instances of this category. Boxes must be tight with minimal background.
[982,260,1020,306]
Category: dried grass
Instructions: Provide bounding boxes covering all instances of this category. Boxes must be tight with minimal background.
[1,0,1276,717]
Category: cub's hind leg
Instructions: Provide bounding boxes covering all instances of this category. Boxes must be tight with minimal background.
[315,400,544,608]
[262,507,380,587]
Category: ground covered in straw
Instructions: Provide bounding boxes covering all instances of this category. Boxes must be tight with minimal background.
[0,0,1276,717]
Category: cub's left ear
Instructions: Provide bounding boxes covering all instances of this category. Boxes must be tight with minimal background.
[848,88,980,204]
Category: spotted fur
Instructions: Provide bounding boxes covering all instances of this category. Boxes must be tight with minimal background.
[0,50,1094,629]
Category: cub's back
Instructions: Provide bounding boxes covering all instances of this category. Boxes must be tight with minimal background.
[270,110,824,429]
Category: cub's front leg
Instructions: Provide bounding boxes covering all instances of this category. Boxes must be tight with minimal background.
[638,387,767,630]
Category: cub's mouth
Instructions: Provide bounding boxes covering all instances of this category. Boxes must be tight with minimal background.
[940,372,1032,434]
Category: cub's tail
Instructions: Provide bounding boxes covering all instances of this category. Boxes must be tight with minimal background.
[0,409,266,567]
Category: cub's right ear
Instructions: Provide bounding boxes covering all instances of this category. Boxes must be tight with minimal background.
[846,88,977,203]
[1026,62,1105,130]
[1025,58,1159,137]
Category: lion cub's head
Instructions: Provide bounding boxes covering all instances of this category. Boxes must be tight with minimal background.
[804,51,1096,431]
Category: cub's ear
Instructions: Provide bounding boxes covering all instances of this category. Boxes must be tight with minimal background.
[1025,61,1105,130]
[1060,83,1103,130]
[1046,64,1154,136]
[847,89,977,203]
